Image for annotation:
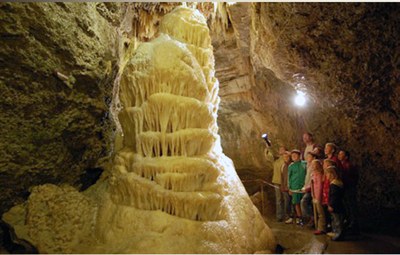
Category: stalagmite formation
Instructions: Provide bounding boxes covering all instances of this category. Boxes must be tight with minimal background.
[2,6,275,253]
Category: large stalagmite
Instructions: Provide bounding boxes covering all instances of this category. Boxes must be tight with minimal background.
[2,7,275,253]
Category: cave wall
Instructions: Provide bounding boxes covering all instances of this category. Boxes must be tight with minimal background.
[0,2,182,220]
[214,2,400,232]
[212,3,302,184]
[0,2,399,241]
[0,2,127,219]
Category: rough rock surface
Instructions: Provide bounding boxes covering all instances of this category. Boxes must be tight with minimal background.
[0,2,123,218]
[213,2,400,232]
[1,2,399,249]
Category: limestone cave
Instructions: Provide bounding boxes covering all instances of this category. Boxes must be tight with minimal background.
[0,2,399,254]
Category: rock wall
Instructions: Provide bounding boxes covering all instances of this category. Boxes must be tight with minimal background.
[0,2,124,217]
[1,2,399,244]
[213,2,400,232]
[212,3,301,183]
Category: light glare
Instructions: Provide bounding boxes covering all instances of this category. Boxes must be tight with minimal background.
[294,91,306,107]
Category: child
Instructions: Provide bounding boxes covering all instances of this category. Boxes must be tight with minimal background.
[301,152,317,226]
[287,149,307,225]
[326,166,345,241]
[311,159,326,235]
[322,159,336,230]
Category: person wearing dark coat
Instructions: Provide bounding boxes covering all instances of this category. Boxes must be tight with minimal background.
[326,166,345,241]
[338,150,360,234]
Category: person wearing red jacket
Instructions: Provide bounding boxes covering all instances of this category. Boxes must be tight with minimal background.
[338,150,360,234]
[322,159,336,231]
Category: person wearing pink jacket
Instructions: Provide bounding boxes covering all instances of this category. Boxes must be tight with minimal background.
[311,159,326,234]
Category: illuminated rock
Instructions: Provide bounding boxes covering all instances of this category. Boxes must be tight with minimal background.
[3,6,275,253]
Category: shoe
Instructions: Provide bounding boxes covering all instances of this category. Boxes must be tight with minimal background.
[285,218,293,224]
[314,230,325,235]
[296,218,304,226]
[327,232,335,237]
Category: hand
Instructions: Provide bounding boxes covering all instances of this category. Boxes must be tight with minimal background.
[312,199,319,204]
[328,206,333,213]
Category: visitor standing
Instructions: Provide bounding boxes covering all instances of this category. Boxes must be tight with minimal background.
[302,132,317,160]
[287,149,307,225]
[271,146,287,222]
[326,166,345,241]
[322,159,336,230]
[338,150,360,234]
[301,151,317,226]
[324,143,343,178]
[311,159,326,235]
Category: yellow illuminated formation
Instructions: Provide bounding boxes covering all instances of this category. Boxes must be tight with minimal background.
[3,7,275,253]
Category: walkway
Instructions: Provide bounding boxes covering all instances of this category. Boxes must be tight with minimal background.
[267,218,400,254]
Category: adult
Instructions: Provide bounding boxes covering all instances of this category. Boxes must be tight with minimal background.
[271,146,287,222]
[287,149,307,225]
[264,139,286,222]
[302,132,317,160]
[338,150,360,234]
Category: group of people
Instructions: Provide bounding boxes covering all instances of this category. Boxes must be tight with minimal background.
[265,132,359,241]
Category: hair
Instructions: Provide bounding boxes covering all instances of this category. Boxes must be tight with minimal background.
[284,151,291,156]
[304,132,313,138]
[307,151,317,158]
[312,159,323,173]
[303,132,314,142]
[340,150,350,159]
[325,166,339,179]
[325,143,337,153]
[323,158,336,167]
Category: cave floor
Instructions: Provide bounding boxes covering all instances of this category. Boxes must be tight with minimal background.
[266,218,400,254]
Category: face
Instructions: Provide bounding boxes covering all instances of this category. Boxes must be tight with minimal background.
[279,146,286,155]
[325,172,332,181]
[283,154,291,163]
[306,153,314,162]
[291,153,300,161]
[312,161,319,171]
[324,144,333,155]
[338,151,346,161]
[303,133,311,143]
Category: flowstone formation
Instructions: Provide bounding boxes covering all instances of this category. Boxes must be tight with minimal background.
[3,7,275,253]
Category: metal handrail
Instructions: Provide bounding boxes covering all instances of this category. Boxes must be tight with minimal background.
[241,178,276,216]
